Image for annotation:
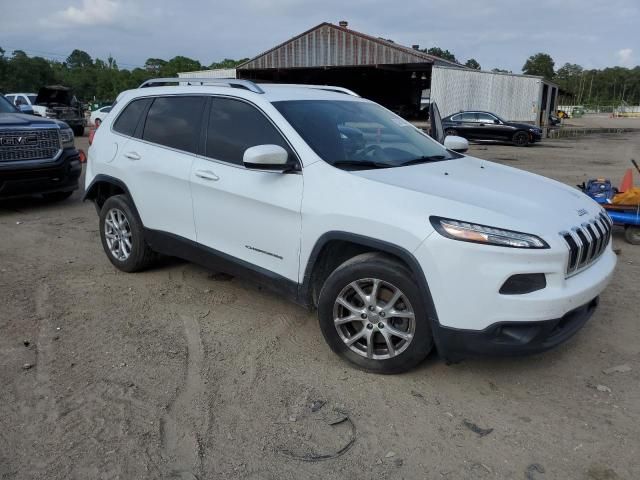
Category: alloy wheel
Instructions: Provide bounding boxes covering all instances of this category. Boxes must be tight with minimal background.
[332,278,416,360]
[104,208,133,261]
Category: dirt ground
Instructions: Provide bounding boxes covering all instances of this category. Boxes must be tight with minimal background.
[1,132,639,480]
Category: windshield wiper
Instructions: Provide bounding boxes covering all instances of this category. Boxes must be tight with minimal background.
[398,155,448,167]
[331,160,393,170]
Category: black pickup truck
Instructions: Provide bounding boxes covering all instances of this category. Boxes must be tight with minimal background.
[0,94,82,201]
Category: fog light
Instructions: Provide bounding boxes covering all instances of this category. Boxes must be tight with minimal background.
[499,273,546,295]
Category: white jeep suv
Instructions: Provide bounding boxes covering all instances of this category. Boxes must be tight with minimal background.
[85,78,616,373]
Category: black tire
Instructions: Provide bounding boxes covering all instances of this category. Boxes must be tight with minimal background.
[444,128,458,137]
[42,190,73,202]
[317,253,433,374]
[73,125,85,137]
[99,194,155,272]
[512,131,530,146]
[625,226,640,245]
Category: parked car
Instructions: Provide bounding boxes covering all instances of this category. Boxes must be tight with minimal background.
[89,105,112,126]
[85,79,615,373]
[5,92,45,116]
[0,94,82,201]
[442,110,542,146]
[34,85,86,136]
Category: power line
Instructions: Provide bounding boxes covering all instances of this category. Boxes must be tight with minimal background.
[1,45,146,68]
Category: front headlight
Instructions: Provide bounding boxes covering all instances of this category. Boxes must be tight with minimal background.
[59,128,74,148]
[430,217,548,249]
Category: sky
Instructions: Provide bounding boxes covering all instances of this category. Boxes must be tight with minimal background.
[1,0,639,72]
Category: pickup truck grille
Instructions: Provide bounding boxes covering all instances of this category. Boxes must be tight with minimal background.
[560,212,612,277]
[0,129,61,162]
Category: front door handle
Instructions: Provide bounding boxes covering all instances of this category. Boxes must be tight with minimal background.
[124,151,141,161]
[195,170,219,181]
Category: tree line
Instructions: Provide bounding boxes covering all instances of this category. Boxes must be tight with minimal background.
[0,47,248,104]
[1,46,638,106]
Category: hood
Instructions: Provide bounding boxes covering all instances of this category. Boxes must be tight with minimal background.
[508,121,540,131]
[36,86,75,106]
[0,112,66,128]
[350,156,602,234]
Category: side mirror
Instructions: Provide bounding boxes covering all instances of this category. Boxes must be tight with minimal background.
[243,144,292,171]
[444,135,469,153]
[493,119,500,124]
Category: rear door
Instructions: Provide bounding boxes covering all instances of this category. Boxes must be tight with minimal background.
[114,95,205,241]
[190,96,303,282]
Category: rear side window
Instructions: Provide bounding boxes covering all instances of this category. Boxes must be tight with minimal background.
[113,98,152,137]
[142,96,204,154]
[460,113,477,122]
[206,98,292,166]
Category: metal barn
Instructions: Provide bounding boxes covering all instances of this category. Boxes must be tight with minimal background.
[180,21,558,126]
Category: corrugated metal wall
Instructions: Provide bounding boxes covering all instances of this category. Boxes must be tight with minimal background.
[240,24,429,69]
[178,69,237,79]
[431,67,543,122]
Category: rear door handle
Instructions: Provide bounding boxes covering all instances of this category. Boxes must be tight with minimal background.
[124,151,141,161]
[195,170,219,181]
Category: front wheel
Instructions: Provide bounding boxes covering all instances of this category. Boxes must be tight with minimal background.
[317,253,433,374]
[513,131,530,146]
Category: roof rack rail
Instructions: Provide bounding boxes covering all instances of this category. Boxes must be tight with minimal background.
[264,84,360,97]
[138,77,265,94]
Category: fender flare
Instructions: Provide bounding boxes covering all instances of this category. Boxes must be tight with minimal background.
[299,231,440,326]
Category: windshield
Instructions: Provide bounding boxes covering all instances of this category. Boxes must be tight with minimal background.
[0,96,18,113]
[28,95,37,104]
[273,100,458,170]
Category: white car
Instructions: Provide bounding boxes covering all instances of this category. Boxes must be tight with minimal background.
[84,78,616,373]
[4,93,46,116]
[89,106,112,126]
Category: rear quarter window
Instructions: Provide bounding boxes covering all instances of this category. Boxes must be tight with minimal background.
[112,98,152,137]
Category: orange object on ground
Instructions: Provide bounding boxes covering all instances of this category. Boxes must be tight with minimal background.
[78,149,87,164]
[613,187,640,206]
[619,168,633,192]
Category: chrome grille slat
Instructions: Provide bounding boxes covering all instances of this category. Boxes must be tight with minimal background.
[0,129,61,162]
[560,213,611,277]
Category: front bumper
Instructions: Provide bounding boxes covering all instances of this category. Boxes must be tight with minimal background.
[0,148,81,199]
[413,230,616,358]
[530,131,542,142]
[434,297,599,361]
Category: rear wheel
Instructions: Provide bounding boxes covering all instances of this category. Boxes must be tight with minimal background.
[42,190,73,202]
[318,253,433,374]
[99,195,155,272]
[625,226,640,245]
[513,131,530,146]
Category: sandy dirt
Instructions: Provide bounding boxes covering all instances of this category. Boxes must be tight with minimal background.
[1,133,639,480]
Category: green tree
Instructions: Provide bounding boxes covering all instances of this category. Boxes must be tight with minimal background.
[491,68,512,73]
[421,47,457,63]
[465,58,481,70]
[209,58,249,69]
[160,56,202,76]
[522,53,555,80]
[144,58,167,74]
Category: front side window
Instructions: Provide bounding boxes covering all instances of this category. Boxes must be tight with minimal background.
[113,98,152,137]
[477,113,498,123]
[274,100,459,170]
[206,97,293,166]
[142,96,204,153]
[460,112,477,122]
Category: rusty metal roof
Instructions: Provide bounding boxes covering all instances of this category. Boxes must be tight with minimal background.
[237,22,463,70]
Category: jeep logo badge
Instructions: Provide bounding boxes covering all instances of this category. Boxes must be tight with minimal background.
[0,135,38,147]
[577,208,588,216]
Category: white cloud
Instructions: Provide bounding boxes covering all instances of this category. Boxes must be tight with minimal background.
[53,0,120,26]
[617,48,633,66]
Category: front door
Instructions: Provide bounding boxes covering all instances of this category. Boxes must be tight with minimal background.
[190,96,303,282]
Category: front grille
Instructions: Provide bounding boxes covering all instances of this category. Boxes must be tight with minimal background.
[0,129,61,162]
[560,212,612,277]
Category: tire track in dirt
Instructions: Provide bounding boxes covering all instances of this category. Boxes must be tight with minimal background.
[161,313,208,478]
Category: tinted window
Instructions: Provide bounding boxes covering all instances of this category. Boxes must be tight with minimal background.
[206,98,292,165]
[142,96,204,153]
[477,113,497,123]
[274,100,457,170]
[113,98,152,137]
[5,95,15,104]
[460,112,476,122]
[103,106,112,113]
[0,96,17,113]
